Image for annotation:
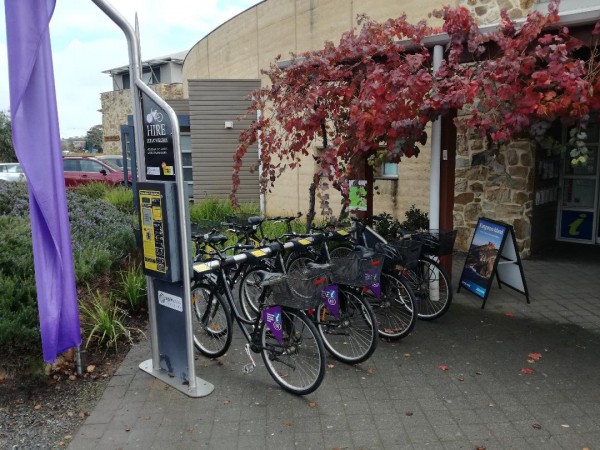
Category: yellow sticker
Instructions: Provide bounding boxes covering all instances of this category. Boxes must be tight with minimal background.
[298,239,312,245]
[251,249,266,257]
[193,263,211,273]
[337,230,349,236]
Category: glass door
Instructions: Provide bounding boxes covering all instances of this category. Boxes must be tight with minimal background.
[557,124,600,244]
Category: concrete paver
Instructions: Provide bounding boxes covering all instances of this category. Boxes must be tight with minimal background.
[70,252,600,449]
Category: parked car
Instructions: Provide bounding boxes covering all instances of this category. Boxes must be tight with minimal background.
[0,162,26,182]
[96,155,132,173]
[63,156,131,187]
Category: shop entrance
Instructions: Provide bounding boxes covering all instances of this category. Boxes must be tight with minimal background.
[557,122,600,245]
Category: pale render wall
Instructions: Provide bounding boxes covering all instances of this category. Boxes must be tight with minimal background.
[182,0,448,218]
[182,0,538,220]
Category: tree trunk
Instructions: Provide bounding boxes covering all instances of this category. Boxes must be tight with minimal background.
[306,173,319,232]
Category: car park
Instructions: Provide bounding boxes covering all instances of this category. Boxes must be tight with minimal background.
[63,156,131,187]
[0,162,26,182]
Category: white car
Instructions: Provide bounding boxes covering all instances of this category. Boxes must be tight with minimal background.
[0,163,26,182]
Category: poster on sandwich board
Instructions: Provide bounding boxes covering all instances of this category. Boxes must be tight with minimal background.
[458,217,529,308]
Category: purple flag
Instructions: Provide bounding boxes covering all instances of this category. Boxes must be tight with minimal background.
[5,0,81,362]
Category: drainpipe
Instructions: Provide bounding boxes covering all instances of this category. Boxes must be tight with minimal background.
[429,45,444,231]
[429,45,444,301]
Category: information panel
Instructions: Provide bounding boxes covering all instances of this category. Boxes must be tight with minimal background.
[458,217,529,308]
[137,182,181,282]
[141,93,175,181]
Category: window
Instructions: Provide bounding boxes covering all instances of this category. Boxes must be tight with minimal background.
[180,130,193,197]
[63,160,79,172]
[121,66,160,90]
[80,160,104,173]
[375,162,399,180]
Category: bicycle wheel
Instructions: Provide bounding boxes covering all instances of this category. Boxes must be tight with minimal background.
[191,283,232,358]
[285,253,316,274]
[366,271,418,340]
[261,307,326,395]
[315,288,378,364]
[238,266,264,321]
[328,244,354,259]
[403,257,452,321]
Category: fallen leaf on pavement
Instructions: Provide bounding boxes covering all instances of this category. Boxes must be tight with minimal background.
[438,364,449,371]
[34,404,41,410]
[366,368,374,375]
[403,353,412,357]
[405,411,413,416]
[457,375,465,382]
[86,365,95,373]
[505,313,513,318]
[69,375,77,381]
[223,400,230,405]
[308,402,317,408]
[327,363,335,369]
[528,353,542,361]
[521,368,534,375]
[527,359,536,364]
[532,423,542,430]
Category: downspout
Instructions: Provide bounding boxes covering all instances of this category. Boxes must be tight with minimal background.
[429,45,444,231]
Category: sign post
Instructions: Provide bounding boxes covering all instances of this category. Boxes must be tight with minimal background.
[92,0,213,397]
[458,217,529,308]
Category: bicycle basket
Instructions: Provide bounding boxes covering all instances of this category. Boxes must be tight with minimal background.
[411,229,457,256]
[385,240,422,270]
[266,271,327,310]
[329,253,384,287]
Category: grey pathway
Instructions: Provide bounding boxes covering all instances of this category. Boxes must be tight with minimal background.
[70,251,600,450]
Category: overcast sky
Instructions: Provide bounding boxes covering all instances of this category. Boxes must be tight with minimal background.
[0,0,260,138]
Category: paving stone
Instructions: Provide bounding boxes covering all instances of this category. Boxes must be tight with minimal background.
[68,255,600,450]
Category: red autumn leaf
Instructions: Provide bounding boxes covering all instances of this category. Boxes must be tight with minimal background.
[438,364,449,371]
[528,353,542,360]
[505,313,514,318]
[521,368,534,375]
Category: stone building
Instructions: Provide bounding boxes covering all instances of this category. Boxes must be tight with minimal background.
[100,0,600,255]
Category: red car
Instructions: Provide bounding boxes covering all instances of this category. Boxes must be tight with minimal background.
[63,156,131,187]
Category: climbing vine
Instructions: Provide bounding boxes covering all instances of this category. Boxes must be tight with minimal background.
[231,0,600,213]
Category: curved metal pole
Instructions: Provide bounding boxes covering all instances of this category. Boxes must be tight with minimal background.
[91,0,197,393]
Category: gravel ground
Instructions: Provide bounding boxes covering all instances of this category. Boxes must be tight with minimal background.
[0,347,131,450]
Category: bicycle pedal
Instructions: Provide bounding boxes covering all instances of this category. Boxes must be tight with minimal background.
[242,363,255,374]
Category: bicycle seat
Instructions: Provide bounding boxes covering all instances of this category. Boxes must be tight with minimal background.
[208,235,228,245]
[254,270,285,287]
[247,216,264,225]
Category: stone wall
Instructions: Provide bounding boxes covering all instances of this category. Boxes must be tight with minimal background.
[100,83,183,154]
[454,135,535,257]
[460,0,536,24]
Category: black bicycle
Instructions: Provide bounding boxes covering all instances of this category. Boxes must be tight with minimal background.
[191,242,326,395]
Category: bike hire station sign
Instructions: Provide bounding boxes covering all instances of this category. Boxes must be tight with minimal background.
[458,217,529,308]
[142,92,175,181]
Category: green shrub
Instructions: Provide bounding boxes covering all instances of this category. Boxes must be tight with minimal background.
[73,244,112,283]
[0,216,40,372]
[74,182,109,200]
[189,198,259,223]
[118,265,147,312]
[103,186,134,215]
[80,289,131,350]
[401,205,429,232]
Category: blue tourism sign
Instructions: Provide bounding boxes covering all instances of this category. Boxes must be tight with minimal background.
[559,210,594,241]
